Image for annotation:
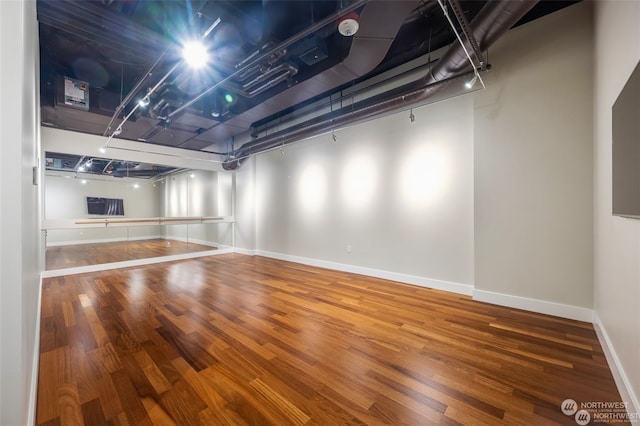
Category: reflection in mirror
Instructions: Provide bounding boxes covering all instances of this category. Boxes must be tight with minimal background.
[43,152,234,270]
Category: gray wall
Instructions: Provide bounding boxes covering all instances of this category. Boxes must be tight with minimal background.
[594,0,640,412]
[474,2,594,308]
[0,0,41,424]
[251,95,475,288]
[236,2,594,309]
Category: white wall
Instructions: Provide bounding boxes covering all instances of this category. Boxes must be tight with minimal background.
[163,169,224,245]
[234,156,257,252]
[44,173,162,244]
[251,94,475,291]
[41,153,234,248]
[474,2,594,314]
[0,0,41,424]
[593,0,640,413]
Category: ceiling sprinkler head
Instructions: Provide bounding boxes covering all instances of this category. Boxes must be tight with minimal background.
[338,12,359,37]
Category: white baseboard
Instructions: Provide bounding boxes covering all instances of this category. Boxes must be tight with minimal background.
[248,249,473,296]
[233,247,256,256]
[472,289,594,322]
[164,236,219,248]
[41,248,233,278]
[593,313,640,423]
[28,275,43,426]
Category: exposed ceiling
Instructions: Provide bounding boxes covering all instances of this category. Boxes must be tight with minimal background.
[38,0,579,170]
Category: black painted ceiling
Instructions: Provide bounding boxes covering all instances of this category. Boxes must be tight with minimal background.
[38,0,579,162]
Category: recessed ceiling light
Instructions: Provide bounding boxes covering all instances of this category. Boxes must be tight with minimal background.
[182,40,208,69]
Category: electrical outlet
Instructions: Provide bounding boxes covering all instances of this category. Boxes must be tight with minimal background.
[346,245,352,253]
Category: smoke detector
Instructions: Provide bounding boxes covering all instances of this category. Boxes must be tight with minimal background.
[338,12,359,37]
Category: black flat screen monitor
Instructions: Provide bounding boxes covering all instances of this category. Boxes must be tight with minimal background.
[86,197,125,216]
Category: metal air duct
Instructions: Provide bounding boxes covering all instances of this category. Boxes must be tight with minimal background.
[223,0,539,170]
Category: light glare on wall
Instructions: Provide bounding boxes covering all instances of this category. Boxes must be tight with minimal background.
[399,145,449,207]
[341,154,377,209]
[298,163,327,213]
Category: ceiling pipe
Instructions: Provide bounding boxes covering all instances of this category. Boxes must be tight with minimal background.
[223,0,539,170]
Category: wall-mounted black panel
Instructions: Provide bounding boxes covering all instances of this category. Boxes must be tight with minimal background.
[612,59,640,218]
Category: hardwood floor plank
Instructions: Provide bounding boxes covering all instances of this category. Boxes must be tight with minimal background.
[132,350,173,394]
[80,398,108,426]
[36,254,628,425]
[249,377,311,425]
[57,383,83,426]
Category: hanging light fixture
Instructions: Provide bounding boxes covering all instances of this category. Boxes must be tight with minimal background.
[138,96,150,107]
[465,74,478,89]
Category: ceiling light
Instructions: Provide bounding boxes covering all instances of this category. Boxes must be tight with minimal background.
[112,127,122,136]
[98,146,107,154]
[133,183,140,189]
[409,108,415,123]
[338,12,360,37]
[138,96,150,107]
[182,40,209,69]
[81,179,87,184]
[224,93,235,104]
[465,75,478,89]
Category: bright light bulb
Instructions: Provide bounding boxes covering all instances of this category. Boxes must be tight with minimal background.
[182,40,208,69]
[465,75,477,89]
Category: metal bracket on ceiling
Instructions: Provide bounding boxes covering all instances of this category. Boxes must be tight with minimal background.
[447,0,484,69]
[437,0,485,88]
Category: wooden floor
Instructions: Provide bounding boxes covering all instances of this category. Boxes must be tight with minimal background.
[37,254,626,425]
[46,239,216,270]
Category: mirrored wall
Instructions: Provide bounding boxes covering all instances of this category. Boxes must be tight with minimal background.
[43,152,234,270]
